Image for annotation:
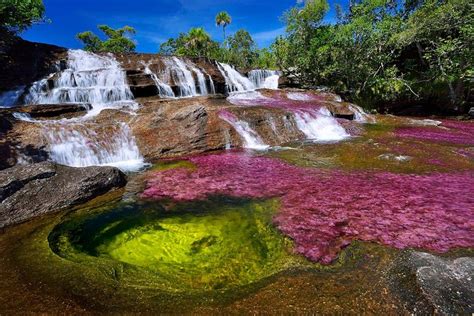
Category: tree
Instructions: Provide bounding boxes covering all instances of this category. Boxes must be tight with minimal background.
[226,29,258,69]
[76,25,136,53]
[159,28,221,58]
[215,11,232,43]
[0,0,45,33]
[185,27,215,57]
[276,0,473,112]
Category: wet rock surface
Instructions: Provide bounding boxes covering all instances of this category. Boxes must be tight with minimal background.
[0,103,91,119]
[389,251,474,315]
[0,162,126,228]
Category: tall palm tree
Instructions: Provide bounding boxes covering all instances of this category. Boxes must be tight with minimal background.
[215,11,232,43]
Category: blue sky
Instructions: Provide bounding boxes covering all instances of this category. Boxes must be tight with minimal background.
[22,0,343,53]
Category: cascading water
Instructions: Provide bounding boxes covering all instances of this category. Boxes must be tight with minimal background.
[44,122,144,171]
[165,57,197,97]
[248,70,281,89]
[219,110,269,150]
[143,63,175,98]
[217,62,255,93]
[294,108,350,142]
[24,50,137,116]
[349,104,376,123]
[208,75,216,95]
[16,50,145,171]
[159,57,212,98]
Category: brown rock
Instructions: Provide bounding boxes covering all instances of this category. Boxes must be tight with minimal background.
[1,103,91,119]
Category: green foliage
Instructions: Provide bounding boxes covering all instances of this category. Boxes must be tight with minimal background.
[160,27,219,59]
[225,29,258,69]
[159,25,278,70]
[0,0,45,33]
[277,0,473,111]
[76,25,136,53]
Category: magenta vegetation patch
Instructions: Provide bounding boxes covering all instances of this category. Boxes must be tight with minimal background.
[396,120,474,145]
[142,154,474,264]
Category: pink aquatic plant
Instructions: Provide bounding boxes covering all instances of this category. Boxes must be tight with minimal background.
[227,90,335,113]
[142,153,474,264]
[396,120,474,145]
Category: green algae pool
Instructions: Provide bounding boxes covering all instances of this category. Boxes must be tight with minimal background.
[48,197,304,292]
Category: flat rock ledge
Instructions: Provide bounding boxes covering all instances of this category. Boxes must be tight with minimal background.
[0,162,127,228]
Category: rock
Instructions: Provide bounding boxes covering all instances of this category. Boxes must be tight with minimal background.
[1,103,91,119]
[0,162,127,228]
[468,107,474,118]
[326,101,355,120]
[126,72,159,98]
[389,251,474,315]
[115,54,228,98]
[0,36,66,92]
[278,76,300,89]
[377,153,412,162]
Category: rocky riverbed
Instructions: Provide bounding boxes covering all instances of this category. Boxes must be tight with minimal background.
[0,40,472,314]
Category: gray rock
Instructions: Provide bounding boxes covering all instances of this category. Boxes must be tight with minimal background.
[468,107,474,118]
[0,162,126,228]
[389,251,474,315]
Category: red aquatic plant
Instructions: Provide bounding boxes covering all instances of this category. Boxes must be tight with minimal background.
[396,120,474,145]
[141,153,474,264]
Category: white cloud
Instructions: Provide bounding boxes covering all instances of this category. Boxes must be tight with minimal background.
[252,27,285,42]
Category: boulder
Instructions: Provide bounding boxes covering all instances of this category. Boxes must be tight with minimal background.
[0,162,127,228]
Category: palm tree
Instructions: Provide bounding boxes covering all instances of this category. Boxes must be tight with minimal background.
[215,11,232,43]
[186,27,211,56]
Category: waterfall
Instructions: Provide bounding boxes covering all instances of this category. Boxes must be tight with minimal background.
[165,57,197,97]
[208,75,216,95]
[13,113,145,172]
[188,63,208,95]
[44,122,144,172]
[294,108,350,142]
[14,50,145,172]
[217,62,255,93]
[248,70,280,89]
[219,110,269,150]
[159,57,211,98]
[23,50,137,116]
[349,104,376,123]
[143,63,175,98]
[0,86,25,107]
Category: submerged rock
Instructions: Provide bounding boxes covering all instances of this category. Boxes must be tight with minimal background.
[0,162,126,228]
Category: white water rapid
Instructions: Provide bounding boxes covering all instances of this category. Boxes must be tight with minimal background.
[217,62,256,93]
[143,63,175,98]
[24,50,138,116]
[44,122,144,171]
[219,111,269,150]
[16,50,145,172]
[294,108,350,142]
[157,57,214,98]
[248,70,281,89]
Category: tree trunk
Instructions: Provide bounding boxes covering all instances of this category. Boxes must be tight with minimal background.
[415,42,426,67]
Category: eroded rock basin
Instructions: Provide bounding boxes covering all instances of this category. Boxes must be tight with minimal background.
[49,198,301,292]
